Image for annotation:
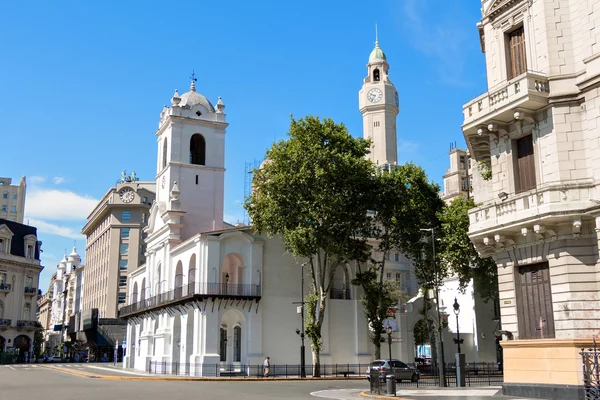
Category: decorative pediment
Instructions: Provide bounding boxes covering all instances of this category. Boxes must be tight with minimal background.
[0,225,14,238]
[484,0,524,19]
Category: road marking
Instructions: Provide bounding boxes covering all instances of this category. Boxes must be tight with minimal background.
[87,366,150,376]
[5,366,15,370]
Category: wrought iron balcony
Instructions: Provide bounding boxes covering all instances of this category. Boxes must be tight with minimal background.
[24,287,37,296]
[0,319,11,328]
[119,282,261,318]
[0,283,11,293]
[17,320,42,330]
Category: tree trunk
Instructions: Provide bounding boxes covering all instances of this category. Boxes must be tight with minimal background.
[311,346,321,377]
[374,342,381,359]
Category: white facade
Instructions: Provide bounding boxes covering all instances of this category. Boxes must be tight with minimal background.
[123,43,427,373]
[0,177,26,224]
[48,248,83,344]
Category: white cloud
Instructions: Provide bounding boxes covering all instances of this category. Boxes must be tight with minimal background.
[28,219,84,240]
[25,188,98,221]
[29,176,46,184]
[53,176,66,184]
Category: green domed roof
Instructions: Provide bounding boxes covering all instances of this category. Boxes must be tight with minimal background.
[369,40,387,62]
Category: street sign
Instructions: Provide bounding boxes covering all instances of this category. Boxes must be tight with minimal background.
[392,338,405,343]
[122,340,126,345]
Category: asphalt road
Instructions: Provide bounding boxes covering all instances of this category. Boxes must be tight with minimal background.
[0,364,536,400]
[0,364,367,400]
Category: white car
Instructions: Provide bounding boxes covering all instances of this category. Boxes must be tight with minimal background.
[366,359,420,382]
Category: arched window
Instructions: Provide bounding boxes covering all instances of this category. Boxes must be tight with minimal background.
[373,69,380,82]
[131,282,138,304]
[162,139,168,169]
[233,326,241,362]
[188,254,196,293]
[219,327,227,362]
[23,303,30,320]
[190,134,206,165]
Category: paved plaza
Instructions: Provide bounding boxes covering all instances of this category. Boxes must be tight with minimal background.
[0,363,540,400]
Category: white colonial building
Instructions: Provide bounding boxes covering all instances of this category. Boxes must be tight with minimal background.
[48,248,84,347]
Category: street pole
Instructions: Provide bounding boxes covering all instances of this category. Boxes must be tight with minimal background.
[456,313,461,354]
[300,263,306,378]
[387,329,392,360]
[430,228,447,387]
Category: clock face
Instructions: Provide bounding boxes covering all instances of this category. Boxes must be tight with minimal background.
[161,176,166,189]
[119,188,135,203]
[367,88,383,103]
[395,92,399,107]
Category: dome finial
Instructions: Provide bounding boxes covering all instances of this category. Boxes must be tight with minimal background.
[375,22,379,46]
[190,70,197,92]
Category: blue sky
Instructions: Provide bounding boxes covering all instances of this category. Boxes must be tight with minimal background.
[0,0,487,293]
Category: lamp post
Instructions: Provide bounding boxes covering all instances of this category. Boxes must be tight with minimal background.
[294,262,307,378]
[452,297,465,387]
[419,227,446,387]
[386,326,393,360]
[453,298,461,354]
[225,273,229,295]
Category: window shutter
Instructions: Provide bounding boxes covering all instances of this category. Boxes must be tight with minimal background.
[508,27,527,79]
[516,135,536,192]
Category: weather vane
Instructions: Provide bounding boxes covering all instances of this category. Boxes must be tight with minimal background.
[190,70,197,82]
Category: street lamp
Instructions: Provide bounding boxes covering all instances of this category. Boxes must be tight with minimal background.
[297,262,307,378]
[419,227,446,387]
[386,326,393,360]
[225,273,229,294]
[453,298,461,354]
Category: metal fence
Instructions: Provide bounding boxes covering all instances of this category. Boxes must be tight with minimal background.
[146,360,503,386]
[582,341,600,400]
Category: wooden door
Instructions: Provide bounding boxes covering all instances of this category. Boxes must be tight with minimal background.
[516,135,536,192]
[516,263,555,339]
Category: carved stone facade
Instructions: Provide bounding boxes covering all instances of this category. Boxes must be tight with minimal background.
[463,0,600,398]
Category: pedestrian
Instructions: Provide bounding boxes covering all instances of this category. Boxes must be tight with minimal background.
[263,356,270,377]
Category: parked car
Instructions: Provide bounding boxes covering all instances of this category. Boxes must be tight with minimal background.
[366,359,420,382]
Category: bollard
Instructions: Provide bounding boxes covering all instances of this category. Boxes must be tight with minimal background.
[386,374,396,396]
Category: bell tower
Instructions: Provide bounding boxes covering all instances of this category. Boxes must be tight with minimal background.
[154,74,228,240]
[358,32,399,167]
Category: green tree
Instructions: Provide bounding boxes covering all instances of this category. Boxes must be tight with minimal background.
[245,116,374,376]
[33,330,44,358]
[352,164,444,359]
[438,196,498,302]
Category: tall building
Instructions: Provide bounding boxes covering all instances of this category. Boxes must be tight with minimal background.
[0,177,26,223]
[441,147,470,203]
[0,218,43,362]
[48,248,83,344]
[36,279,53,354]
[462,1,600,398]
[81,173,155,318]
[359,37,399,167]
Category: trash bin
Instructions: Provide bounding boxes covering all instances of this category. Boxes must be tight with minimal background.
[386,374,396,396]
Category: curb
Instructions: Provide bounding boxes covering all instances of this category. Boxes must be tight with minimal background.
[360,391,409,400]
[43,366,365,382]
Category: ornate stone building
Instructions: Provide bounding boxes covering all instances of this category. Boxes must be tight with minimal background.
[462,0,600,398]
[0,218,43,362]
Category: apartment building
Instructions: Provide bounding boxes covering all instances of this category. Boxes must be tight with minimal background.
[0,177,26,223]
[81,172,155,318]
[462,1,600,398]
[0,218,43,362]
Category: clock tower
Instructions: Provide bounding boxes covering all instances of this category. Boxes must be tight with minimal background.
[359,37,399,167]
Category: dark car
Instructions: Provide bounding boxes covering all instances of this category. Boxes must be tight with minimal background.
[366,359,420,382]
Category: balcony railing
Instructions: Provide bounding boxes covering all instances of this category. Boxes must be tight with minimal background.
[0,319,11,328]
[119,282,261,318]
[463,71,549,128]
[17,320,42,330]
[0,283,11,293]
[24,287,37,296]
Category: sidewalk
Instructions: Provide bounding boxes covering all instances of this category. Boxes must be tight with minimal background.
[359,386,539,400]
